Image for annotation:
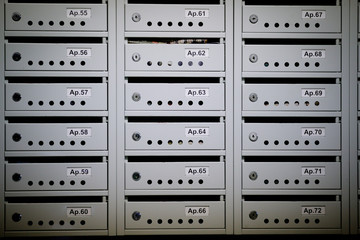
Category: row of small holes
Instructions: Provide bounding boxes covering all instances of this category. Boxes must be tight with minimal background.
[147,21,204,27]
[27,140,87,146]
[27,60,86,66]
[146,179,204,185]
[26,220,86,226]
[263,22,320,29]
[147,61,204,67]
[27,180,86,186]
[146,218,204,225]
[147,100,203,106]
[263,179,320,185]
[264,62,320,68]
[27,20,86,26]
[263,101,320,107]
[263,140,320,146]
[263,218,320,224]
[147,139,204,145]
[26,100,86,106]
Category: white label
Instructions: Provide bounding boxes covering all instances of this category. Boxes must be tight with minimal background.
[185,49,209,58]
[302,50,325,59]
[301,128,325,137]
[185,127,209,137]
[185,167,209,176]
[67,9,91,18]
[302,10,326,19]
[67,48,92,57]
[185,207,209,216]
[301,206,326,215]
[185,9,209,18]
[302,89,325,98]
[302,167,326,176]
[67,207,92,217]
[67,88,92,97]
[185,88,209,97]
[67,168,92,177]
[67,128,92,137]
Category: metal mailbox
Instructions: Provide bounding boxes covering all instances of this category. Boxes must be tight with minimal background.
[242,201,341,229]
[242,123,341,150]
[6,123,107,151]
[243,6,341,33]
[125,43,224,71]
[243,45,341,72]
[125,162,225,190]
[125,4,224,32]
[125,200,225,229]
[6,43,107,71]
[5,162,107,191]
[6,83,107,111]
[126,122,224,150]
[5,202,107,230]
[243,84,341,111]
[5,3,107,31]
[243,162,341,189]
[126,83,224,111]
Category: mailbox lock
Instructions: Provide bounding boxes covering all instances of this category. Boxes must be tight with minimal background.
[132,132,141,141]
[132,53,141,62]
[12,173,22,182]
[12,92,22,102]
[12,213,22,222]
[249,171,258,181]
[249,132,258,142]
[249,93,258,102]
[249,54,258,63]
[132,92,141,102]
[249,14,258,24]
[132,172,141,181]
[12,133,22,142]
[12,12,22,21]
[132,211,141,221]
[132,13,141,22]
[249,211,258,220]
[12,52,22,62]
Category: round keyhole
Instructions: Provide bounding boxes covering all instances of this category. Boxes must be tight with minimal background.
[132,132,141,141]
[12,173,22,182]
[249,14,258,24]
[249,54,258,63]
[132,53,141,62]
[249,93,258,102]
[132,211,141,221]
[12,133,22,142]
[132,172,141,181]
[249,132,258,142]
[132,13,141,22]
[249,171,258,181]
[12,213,22,222]
[12,52,22,62]
[12,92,22,102]
[132,92,141,102]
[12,12,22,21]
[249,211,258,220]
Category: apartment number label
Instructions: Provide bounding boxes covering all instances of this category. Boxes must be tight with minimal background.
[185,127,209,137]
[67,88,92,97]
[185,49,209,58]
[185,88,209,97]
[67,48,92,57]
[185,9,209,18]
[67,167,92,177]
[67,207,92,217]
[302,10,326,19]
[302,89,325,98]
[301,206,326,215]
[185,167,209,176]
[67,9,91,18]
[301,128,325,137]
[302,167,326,176]
[185,207,209,216]
[302,49,325,59]
[67,128,92,137]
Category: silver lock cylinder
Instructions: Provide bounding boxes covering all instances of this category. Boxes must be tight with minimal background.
[249,171,258,181]
[132,92,141,102]
[249,211,258,220]
[249,132,258,142]
[132,211,141,221]
[132,132,141,141]
[249,14,258,24]
[249,93,258,102]
[132,172,141,181]
[132,13,141,22]
[12,12,21,22]
[132,53,141,62]
[249,54,258,63]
